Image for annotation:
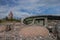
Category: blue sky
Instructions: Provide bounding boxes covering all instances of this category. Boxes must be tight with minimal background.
[0,0,60,19]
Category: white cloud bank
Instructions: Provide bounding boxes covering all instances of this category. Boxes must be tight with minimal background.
[0,0,60,19]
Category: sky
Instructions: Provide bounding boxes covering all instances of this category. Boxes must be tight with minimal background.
[0,0,60,19]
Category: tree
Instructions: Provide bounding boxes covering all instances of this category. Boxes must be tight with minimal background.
[0,20,2,23]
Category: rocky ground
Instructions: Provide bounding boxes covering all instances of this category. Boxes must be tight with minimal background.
[0,23,57,40]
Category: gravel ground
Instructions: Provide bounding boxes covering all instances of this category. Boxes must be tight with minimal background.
[0,24,57,40]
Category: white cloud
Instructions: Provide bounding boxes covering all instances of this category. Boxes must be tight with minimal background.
[0,5,8,12]
[13,11,33,18]
[0,0,60,19]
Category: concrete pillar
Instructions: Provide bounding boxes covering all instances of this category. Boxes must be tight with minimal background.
[21,18,25,24]
[45,18,48,27]
[29,19,35,25]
